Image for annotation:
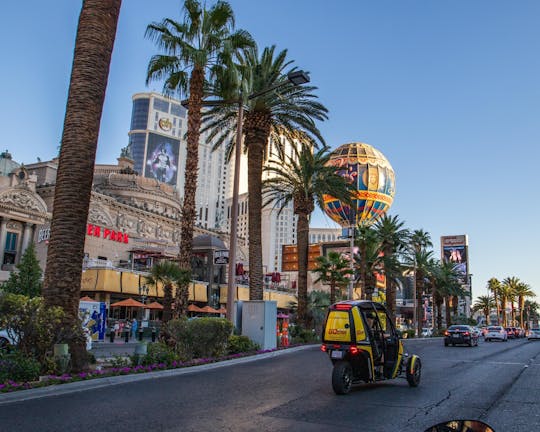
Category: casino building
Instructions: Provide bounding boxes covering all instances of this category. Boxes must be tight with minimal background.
[0,150,294,310]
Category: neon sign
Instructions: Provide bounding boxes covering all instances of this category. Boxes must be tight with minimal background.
[87,224,129,244]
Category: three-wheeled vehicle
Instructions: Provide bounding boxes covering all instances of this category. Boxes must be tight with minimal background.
[321,300,421,394]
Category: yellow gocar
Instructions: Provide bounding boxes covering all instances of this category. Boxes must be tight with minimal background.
[321,300,421,395]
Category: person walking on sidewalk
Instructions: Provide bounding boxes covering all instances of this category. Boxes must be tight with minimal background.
[131,318,138,340]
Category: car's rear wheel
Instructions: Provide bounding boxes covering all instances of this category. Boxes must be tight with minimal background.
[0,337,10,353]
[444,340,448,346]
[332,361,353,395]
[406,357,421,387]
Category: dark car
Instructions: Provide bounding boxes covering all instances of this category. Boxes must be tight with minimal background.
[444,325,479,347]
[505,327,516,339]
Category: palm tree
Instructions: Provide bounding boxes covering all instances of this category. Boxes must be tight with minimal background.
[373,214,410,324]
[502,276,522,326]
[262,142,350,326]
[432,260,463,329]
[42,0,122,372]
[145,261,183,323]
[512,281,535,327]
[145,0,253,316]
[409,249,434,337]
[497,282,512,327]
[472,296,495,326]
[487,278,501,325]
[312,251,353,305]
[353,224,383,300]
[203,45,328,302]
[523,300,539,329]
[410,229,433,253]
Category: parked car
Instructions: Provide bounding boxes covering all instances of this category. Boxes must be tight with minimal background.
[485,326,508,342]
[421,328,433,338]
[0,329,16,352]
[444,325,479,347]
[528,328,540,340]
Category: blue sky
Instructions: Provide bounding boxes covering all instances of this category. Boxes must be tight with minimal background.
[2,1,539,299]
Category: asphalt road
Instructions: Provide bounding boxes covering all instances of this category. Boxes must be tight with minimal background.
[0,337,539,432]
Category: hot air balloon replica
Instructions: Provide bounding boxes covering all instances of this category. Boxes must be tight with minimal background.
[323,142,395,227]
[323,142,395,301]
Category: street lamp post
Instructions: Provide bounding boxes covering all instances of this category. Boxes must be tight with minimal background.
[182,70,311,323]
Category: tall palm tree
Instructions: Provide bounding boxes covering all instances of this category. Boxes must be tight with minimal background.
[145,261,183,323]
[145,0,252,316]
[497,282,512,327]
[42,0,122,372]
[262,142,350,326]
[203,45,328,301]
[472,296,495,326]
[502,276,522,326]
[487,278,501,325]
[431,260,458,330]
[373,214,410,324]
[354,224,383,300]
[512,281,535,327]
[409,249,434,337]
[312,251,353,305]
[410,229,433,253]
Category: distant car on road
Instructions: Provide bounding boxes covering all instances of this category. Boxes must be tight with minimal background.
[528,328,540,340]
[471,327,482,339]
[444,325,479,347]
[485,326,508,342]
[513,327,525,338]
[505,327,517,339]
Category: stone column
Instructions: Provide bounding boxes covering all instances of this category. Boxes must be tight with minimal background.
[0,218,9,267]
[21,222,35,254]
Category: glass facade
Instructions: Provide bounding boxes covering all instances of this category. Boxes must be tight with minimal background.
[130,98,149,130]
[129,133,147,175]
[153,98,169,113]
[170,103,185,117]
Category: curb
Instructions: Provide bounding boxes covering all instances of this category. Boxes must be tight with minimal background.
[0,344,316,406]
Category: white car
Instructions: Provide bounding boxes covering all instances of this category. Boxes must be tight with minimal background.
[0,329,16,351]
[421,328,433,337]
[485,326,507,342]
[528,328,540,340]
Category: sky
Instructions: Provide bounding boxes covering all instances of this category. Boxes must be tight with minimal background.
[1,1,539,300]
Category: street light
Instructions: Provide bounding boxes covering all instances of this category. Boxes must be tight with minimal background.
[181,70,311,323]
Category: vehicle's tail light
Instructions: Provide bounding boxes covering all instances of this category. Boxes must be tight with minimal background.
[321,345,327,352]
[444,331,449,336]
[349,346,359,355]
[464,331,469,336]
[334,304,352,310]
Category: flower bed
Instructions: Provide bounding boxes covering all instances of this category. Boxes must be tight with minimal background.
[0,345,303,393]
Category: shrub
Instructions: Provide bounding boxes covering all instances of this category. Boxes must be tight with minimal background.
[404,329,416,339]
[289,325,319,343]
[109,355,131,368]
[188,318,233,358]
[227,335,260,354]
[141,342,180,366]
[0,352,41,383]
[0,293,66,367]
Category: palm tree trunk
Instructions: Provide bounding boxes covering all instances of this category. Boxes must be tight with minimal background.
[493,291,500,325]
[245,112,271,300]
[42,0,121,372]
[416,276,423,337]
[330,281,336,305]
[163,283,173,322]
[519,297,524,327]
[501,296,507,327]
[296,212,310,327]
[444,296,452,327]
[436,298,443,331]
[176,65,204,317]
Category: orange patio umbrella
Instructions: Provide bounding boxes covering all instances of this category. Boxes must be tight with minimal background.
[188,304,204,313]
[110,298,145,308]
[216,307,226,314]
[199,305,219,314]
[80,296,97,302]
[145,301,164,310]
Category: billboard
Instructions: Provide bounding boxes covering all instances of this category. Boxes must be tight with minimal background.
[145,133,180,185]
[441,235,468,283]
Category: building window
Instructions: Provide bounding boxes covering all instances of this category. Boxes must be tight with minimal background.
[153,98,170,113]
[3,232,18,264]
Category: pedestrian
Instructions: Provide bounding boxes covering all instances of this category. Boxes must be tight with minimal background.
[131,318,138,339]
